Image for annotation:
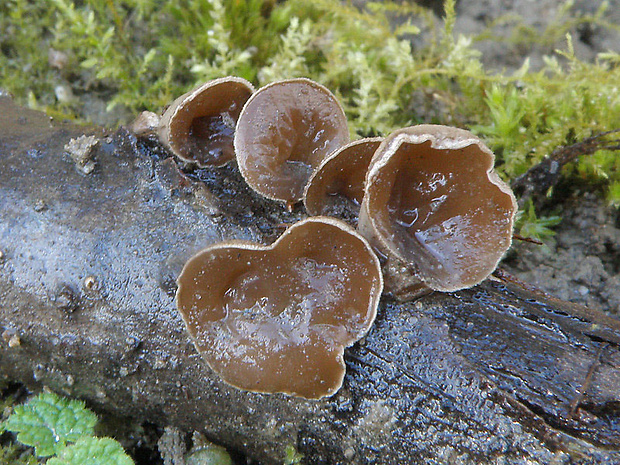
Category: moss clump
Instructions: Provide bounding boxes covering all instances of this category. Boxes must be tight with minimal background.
[0,443,38,465]
[1,0,619,208]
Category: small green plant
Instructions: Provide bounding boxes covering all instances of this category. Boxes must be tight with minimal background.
[608,181,620,207]
[515,199,562,243]
[2,391,134,465]
[283,444,303,465]
[184,431,233,465]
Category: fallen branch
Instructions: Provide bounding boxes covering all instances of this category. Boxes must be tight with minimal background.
[1,97,619,464]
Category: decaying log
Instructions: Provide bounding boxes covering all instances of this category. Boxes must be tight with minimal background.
[1,96,619,464]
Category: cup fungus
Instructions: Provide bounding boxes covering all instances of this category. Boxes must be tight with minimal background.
[304,137,383,221]
[158,76,254,167]
[358,124,517,293]
[176,217,383,399]
[234,78,350,204]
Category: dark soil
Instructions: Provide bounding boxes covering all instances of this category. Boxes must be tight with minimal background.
[455,0,620,72]
[504,193,620,316]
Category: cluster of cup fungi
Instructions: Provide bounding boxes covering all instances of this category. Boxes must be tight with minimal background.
[146,76,517,399]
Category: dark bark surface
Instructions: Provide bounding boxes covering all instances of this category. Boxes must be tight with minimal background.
[1,97,620,464]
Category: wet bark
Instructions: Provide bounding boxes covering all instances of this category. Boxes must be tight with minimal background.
[1,97,619,464]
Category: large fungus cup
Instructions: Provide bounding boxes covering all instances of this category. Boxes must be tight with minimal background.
[358,124,517,293]
[304,137,383,222]
[176,217,383,399]
[234,78,350,204]
[158,76,254,167]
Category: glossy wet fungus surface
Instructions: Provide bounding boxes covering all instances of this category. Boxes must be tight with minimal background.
[176,217,383,399]
[234,78,350,203]
[165,78,516,399]
[359,125,517,292]
[158,77,254,167]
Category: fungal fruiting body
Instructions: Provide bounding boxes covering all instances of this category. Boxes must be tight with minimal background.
[176,217,382,399]
[171,80,518,397]
[158,76,254,167]
[234,78,350,204]
[304,137,383,223]
[358,125,517,293]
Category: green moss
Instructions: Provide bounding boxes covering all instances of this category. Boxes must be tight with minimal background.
[515,199,562,243]
[1,0,619,212]
[0,443,38,465]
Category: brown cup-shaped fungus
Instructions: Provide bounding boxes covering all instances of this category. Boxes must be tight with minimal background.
[304,137,383,222]
[358,125,517,293]
[158,77,254,167]
[234,78,350,204]
[176,217,383,399]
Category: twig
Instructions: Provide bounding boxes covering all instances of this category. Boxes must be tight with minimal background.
[511,129,620,208]
[568,343,608,421]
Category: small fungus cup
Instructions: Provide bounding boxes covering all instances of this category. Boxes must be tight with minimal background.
[358,125,517,294]
[159,76,254,167]
[234,78,350,204]
[176,217,383,399]
[304,137,383,223]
